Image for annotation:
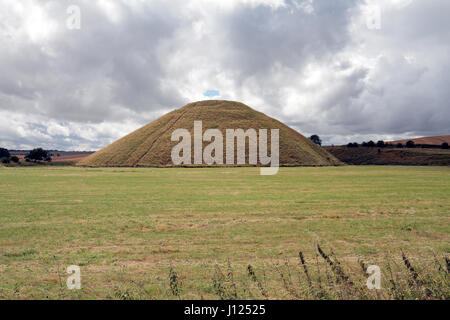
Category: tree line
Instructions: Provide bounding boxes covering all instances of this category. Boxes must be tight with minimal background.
[346,140,449,149]
[0,147,52,164]
[307,135,449,150]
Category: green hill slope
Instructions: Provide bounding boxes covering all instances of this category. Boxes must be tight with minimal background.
[78,100,342,167]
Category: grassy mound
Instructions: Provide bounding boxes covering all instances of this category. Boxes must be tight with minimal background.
[79,100,341,167]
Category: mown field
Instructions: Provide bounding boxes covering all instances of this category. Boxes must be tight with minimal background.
[0,166,448,299]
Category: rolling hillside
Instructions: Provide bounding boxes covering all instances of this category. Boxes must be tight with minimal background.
[390,135,450,146]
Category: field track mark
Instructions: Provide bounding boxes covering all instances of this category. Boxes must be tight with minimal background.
[132,108,190,166]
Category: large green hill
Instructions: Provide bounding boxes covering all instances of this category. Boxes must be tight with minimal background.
[79,100,341,167]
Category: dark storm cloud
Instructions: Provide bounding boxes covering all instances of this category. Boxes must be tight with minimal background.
[0,0,449,150]
[1,0,186,123]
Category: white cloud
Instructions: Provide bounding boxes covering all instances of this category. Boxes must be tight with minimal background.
[47,122,70,136]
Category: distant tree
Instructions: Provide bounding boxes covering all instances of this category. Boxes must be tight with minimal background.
[406,140,415,148]
[0,147,10,159]
[0,148,11,165]
[367,140,376,147]
[377,140,385,148]
[10,156,19,163]
[442,142,449,149]
[25,148,50,162]
[362,141,368,147]
[309,135,322,146]
[396,143,403,148]
[347,142,358,148]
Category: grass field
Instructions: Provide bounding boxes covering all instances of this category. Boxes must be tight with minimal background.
[0,166,448,299]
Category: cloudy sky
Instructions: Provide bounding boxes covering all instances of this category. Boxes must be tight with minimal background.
[0,0,449,150]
